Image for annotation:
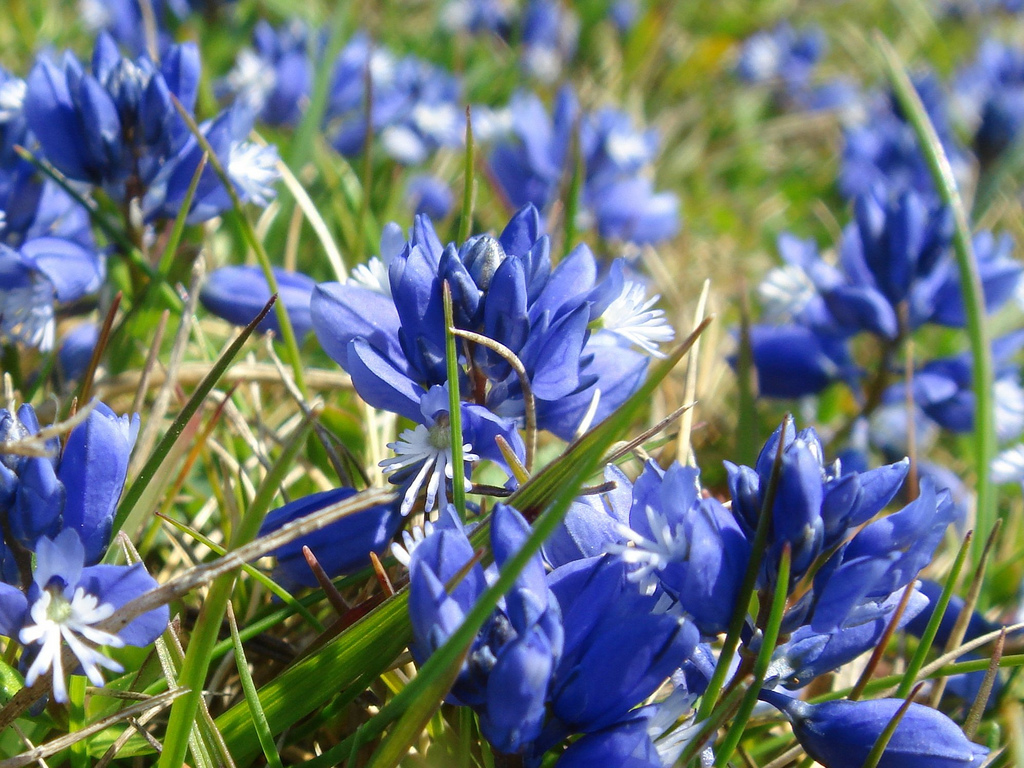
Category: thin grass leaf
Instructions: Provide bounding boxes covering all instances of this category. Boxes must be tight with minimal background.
[877,35,996,574]
[963,628,1005,739]
[157,513,324,632]
[561,121,584,260]
[895,530,972,698]
[457,107,475,244]
[227,603,284,768]
[156,410,318,768]
[697,412,789,720]
[0,689,186,768]
[715,545,792,767]
[444,282,467,518]
[155,152,208,278]
[274,155,347,281]
[111,296,277,538]
[169,95,308,397]
[929,520,1002,707]
[363,643,470,768]
[860,683,924,768]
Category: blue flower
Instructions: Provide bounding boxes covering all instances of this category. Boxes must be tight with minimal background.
[58,322,101,382]
[840,75,969,201]
[760,690,989,768]
[0,529,168,703]
[489,88,680,244]
[0,238,103,351]
[770,587,929,687]
[736,23,825,91]
[746,324,854,398]
[219,20,313,127]
[520,0,578,83]
[200,265,316,339]
[25,34,200,197]
[408,503,563,754]
[326,34,463,165]
[0,67,29,167]
[554,709,662,768]
[143,105,280,224]
[544,556,698,736]
[378,385,525,515]
[895,329,1024,439]
[311,206,670,441]
[726,418,910,593]
[954,40,1024,166]
[607,461,750,636]
[543,463,633,568]
[0,402,138,570]
[405,174,453,220]
[440,0,514,35]
[258,487,403,588]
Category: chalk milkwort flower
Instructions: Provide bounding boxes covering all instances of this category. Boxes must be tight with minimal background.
[489,88,680,244]
[24,34,279,227]
[0,402,167,700]
[311,204,671,511]
[760,690,989,768]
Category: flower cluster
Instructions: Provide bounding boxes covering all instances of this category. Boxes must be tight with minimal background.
[401,418,988,765]
[0,402,167,701]
[746,191,1022,410]
[489,87,680,244]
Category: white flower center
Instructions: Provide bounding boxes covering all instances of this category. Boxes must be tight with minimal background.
[758,265,817,324]
[226,49,276,113]
[992,444,1024,484]
[606,129,650,169]
[390,519,436,567]
[0,277,56,352]
[599,280,674,357]
[228,142,280,206]
[380,420,479,516]
[19,587,125,703]
[350,256,392,297]
[0,78,26,123]
[995,377,1024,442]
[607,502,690,595]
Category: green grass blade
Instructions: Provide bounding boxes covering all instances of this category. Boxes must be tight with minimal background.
[363,643,470,768]
[714,545,791,767]
[112,296,277,539]
[155,152,208,278]
[157,513,324,633]
[895,530,972,699]
[227,603,284,768]
[157,411,316,768]
[877,35,996,575]
[170,96,308,398]
[457,107,475,244]
[861,684,922,768]
[444,282,467,518]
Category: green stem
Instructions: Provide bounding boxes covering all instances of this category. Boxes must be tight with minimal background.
[878,36,995,577]
[443,282,467,519]
[696,416,790,720]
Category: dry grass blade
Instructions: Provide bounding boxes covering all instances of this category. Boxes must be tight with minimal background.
[0,401,97,458]
[676,278,710,465]
[132,309,170,415]
[132,258,204,474]
[0,688,186,768]
[929,519,1003,707]
[963,628,1006,738]
[95,362,352,401]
